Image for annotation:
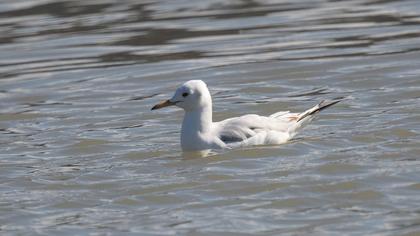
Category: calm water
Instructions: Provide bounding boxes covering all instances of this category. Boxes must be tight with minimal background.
[1,0,419,235]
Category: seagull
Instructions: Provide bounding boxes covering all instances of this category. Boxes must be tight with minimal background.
[152,80,340,151]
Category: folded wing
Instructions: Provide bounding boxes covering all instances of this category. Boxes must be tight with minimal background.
[215,113,296,144]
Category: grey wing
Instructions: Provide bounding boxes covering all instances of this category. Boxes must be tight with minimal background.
[218,124,257,143]
[215,114,292,144]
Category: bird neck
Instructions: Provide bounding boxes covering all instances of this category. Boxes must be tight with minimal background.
[182,105,213,133]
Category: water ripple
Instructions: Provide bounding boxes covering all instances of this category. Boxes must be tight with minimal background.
[0,0,419,235]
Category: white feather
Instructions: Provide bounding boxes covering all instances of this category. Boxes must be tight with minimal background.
[152,80,340,151]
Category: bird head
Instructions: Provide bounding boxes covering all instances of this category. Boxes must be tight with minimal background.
[151,80,212,112]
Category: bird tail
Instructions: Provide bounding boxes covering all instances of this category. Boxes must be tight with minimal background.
[288,98,342,135]
[296,99,341,122]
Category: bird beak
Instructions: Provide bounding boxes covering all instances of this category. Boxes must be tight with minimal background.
[151,99,175,110]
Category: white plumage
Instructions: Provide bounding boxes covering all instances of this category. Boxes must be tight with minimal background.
[152,80,340,151]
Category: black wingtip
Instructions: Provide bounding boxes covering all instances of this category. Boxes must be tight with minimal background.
[297,99,342,122]
[316,99,341,112]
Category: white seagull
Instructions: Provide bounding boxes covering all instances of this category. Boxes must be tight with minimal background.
[152,80,340,151]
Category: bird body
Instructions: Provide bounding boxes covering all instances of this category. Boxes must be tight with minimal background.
[152,80,339,151]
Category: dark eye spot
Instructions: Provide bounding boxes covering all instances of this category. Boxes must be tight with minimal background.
[182,92,189,97]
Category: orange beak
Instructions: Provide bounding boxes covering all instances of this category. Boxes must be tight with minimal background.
[151,100,175,110]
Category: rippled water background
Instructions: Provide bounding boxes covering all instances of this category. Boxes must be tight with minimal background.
[1,0,419,235]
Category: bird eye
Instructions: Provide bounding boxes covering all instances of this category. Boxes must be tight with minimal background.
[182,92,189,97]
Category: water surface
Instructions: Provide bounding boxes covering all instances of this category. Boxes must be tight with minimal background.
[0,0,419,235]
